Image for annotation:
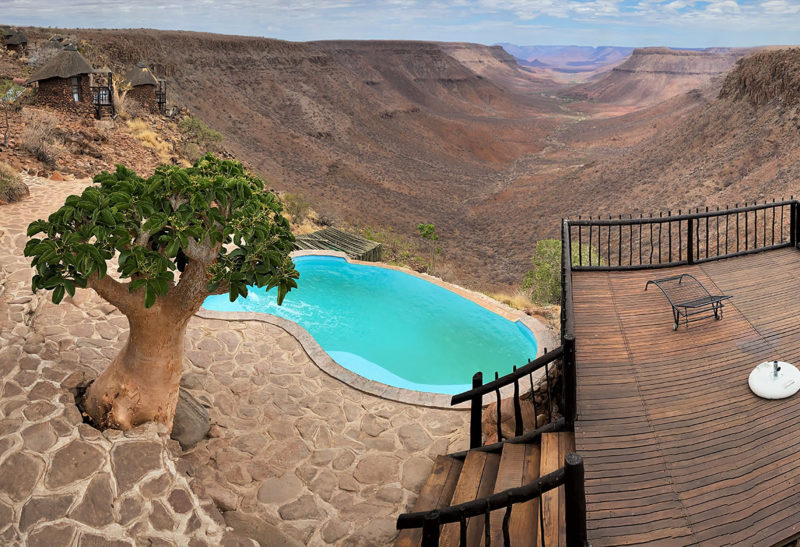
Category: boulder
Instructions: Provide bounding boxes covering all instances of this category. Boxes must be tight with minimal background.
[171,388,210,450]
[482,395,537,444]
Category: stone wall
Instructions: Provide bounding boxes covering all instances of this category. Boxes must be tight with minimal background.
[35,76,94,116]
[127,85,159,114]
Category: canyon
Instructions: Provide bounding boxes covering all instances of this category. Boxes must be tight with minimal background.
[11,29,800,291]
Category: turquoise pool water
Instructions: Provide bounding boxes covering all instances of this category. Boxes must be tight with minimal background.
[203,256,538,394]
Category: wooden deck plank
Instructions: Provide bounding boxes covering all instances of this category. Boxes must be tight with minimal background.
[573,247,800,545]
[395,456,463,547]
[439,451,500,547]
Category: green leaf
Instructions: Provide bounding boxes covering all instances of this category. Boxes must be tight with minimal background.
[144,283,156,308]
[63,279,75,297]
[52,285,65,304]
[26,220,47,237]
[164,238,180,258]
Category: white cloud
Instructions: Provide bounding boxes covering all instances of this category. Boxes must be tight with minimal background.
[1,0,799,46]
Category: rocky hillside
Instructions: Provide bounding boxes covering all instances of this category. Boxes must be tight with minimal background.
[521,48,800,232]
[16,28,561,287]
[6,27,798,292]
[566,47,751,107]
[438,42,559,94]
[719,48,800,106]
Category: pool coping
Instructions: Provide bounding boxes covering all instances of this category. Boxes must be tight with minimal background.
[197,250,560,409]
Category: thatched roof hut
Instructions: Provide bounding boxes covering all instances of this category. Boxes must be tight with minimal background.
[26,45,93,84]
[124,63,159,87]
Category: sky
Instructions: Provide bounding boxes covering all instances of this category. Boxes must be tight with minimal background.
[1,0,799,48]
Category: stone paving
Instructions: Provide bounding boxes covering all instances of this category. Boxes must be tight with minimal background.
[0,175,471,545]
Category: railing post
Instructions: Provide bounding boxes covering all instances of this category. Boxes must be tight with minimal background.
[561,219,570,344]
[564,453,588,547]
[792,200,798,248]
[470,372,483,449]
[563,335,577,428]
[421,510,441,547]
[686,217,694,265]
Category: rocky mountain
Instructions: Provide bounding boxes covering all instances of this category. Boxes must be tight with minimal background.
[482,47,800,278]
[498,44,633,81]
[565,47,751,108]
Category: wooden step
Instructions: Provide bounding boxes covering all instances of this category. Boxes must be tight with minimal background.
[439,450,501,547]
[396,455,463,547]
[489,443,542,546]
[541,432,575,547]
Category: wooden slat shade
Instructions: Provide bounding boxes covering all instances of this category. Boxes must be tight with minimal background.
[294,227,382,261]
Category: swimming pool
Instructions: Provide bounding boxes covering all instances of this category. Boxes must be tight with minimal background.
[203,255,538,395]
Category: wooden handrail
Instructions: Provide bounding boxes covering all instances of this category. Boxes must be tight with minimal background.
[450,346,564,404]
[397,453,589,547]
[448,417,566,459]
[397,468,565,528]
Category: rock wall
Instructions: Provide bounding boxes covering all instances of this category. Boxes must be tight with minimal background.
[127,85,159,114]
[719,48,800,106]
[35,76,94,116]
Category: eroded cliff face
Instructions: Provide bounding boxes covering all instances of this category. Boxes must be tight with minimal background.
[21,28,559,286]
[719,48,800,106]
[566,47,751,107]
[17,29,798,289]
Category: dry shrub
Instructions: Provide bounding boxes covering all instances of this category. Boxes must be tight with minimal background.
[433,260,460,284]
[0,162,29,203]
[126,118,171,163]
[282,192,310,224]
[490,290,534,311]
[21,110,64,167]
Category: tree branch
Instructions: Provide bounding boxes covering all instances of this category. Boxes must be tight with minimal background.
[87,273,137,316]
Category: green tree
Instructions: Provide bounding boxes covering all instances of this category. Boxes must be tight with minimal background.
[522,239,601,304]
[25,155,298,430]
[0,79,25,148]
[417,223,439,275]
[178,116,223,161]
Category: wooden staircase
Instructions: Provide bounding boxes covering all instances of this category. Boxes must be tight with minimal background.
[397,432,575,547]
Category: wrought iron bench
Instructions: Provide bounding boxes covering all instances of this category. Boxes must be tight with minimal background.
[645,274,732,330]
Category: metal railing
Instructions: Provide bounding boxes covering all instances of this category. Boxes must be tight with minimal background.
[566,200,798,271]
[396,453,587,547]
[91,85,115,119]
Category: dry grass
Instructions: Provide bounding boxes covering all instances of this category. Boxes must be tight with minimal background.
[490,290,534,310]
[126,118,172,163]
[0,162,28,203]
[489,290,561,329]
[20,110,65,167]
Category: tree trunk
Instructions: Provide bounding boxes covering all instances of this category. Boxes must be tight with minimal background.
[83,308,191,431]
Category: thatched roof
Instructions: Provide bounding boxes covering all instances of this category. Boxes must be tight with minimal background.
[6,31,28,46]
[124,63,158,87]
[26,45,93,84]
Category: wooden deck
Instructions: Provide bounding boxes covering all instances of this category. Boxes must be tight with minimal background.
[572,247,800,546]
